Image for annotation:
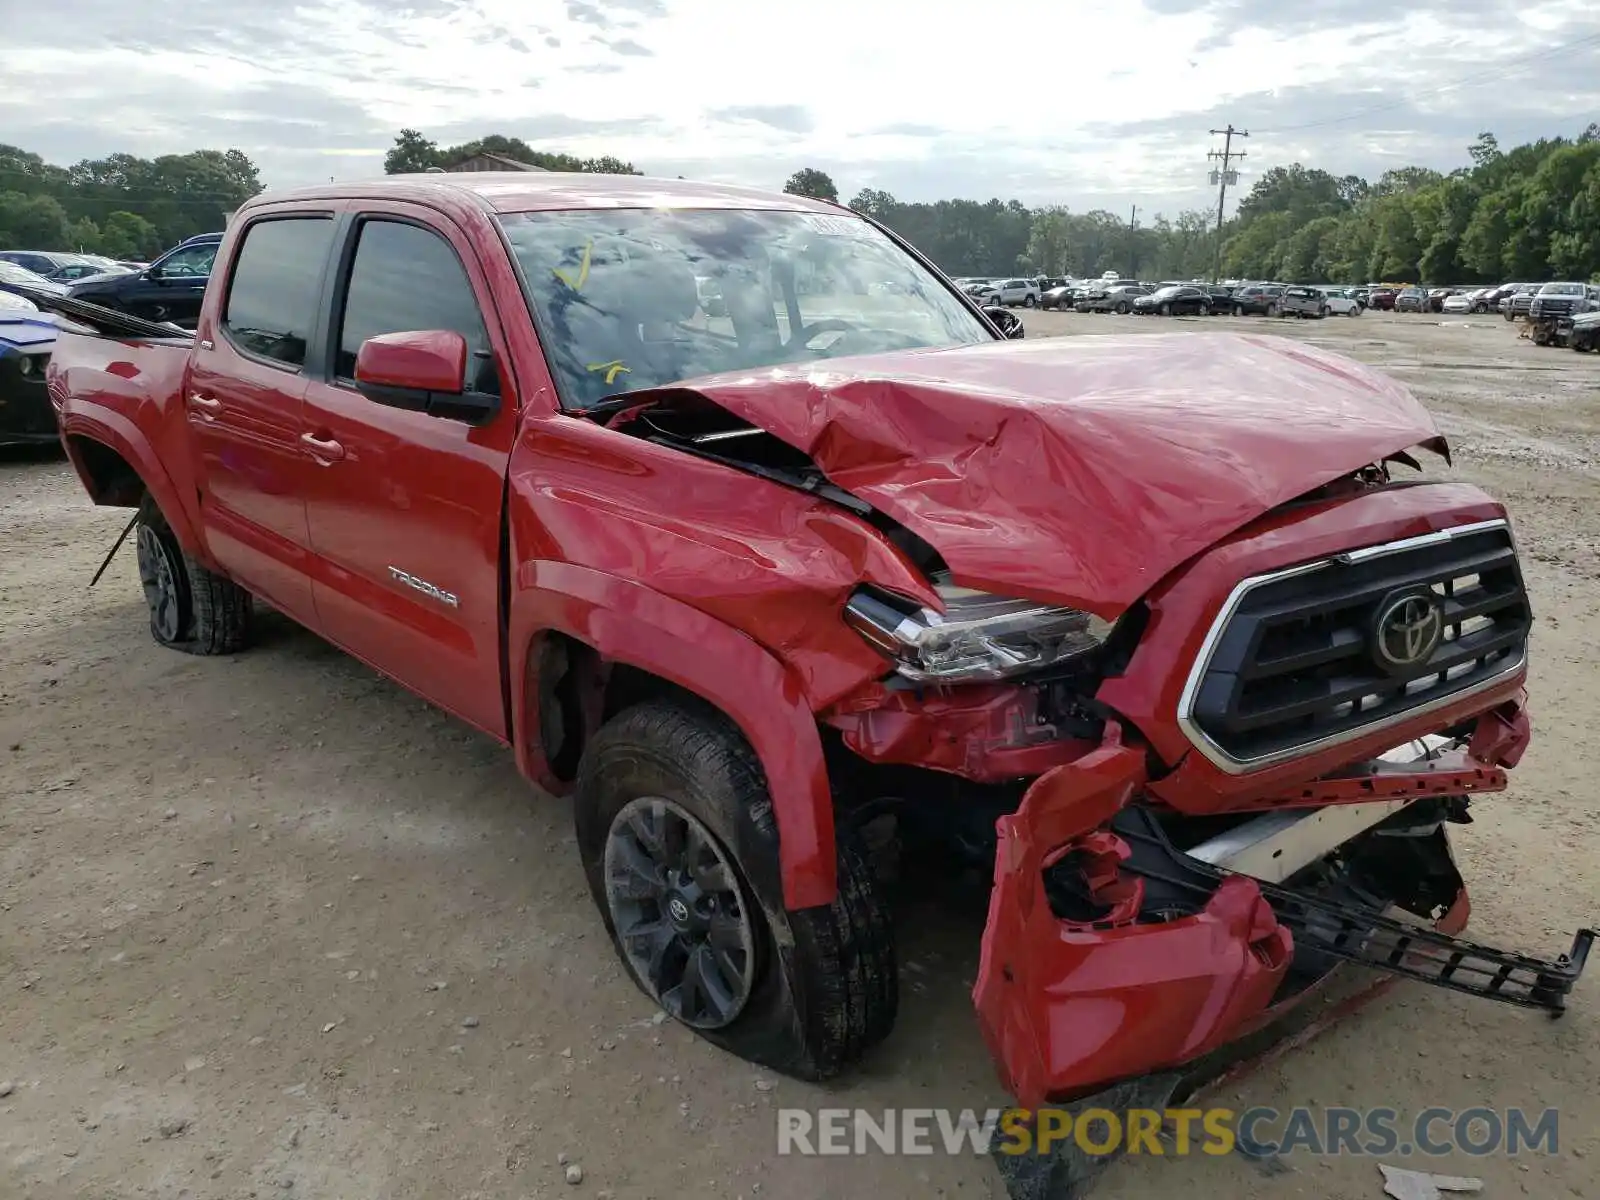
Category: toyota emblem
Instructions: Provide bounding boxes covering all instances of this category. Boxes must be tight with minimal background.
[1372,591,1445,671]
[667,897,690,924]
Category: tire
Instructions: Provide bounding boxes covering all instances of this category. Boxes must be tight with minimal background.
[1159,303,1171,316]
[134,494,253,655]
[1267,303,1280,318]
[1114,301,1130,314]
[1199,303,1211,317]
[1348,306,1360,317]
[574,699,896,1081]
[1023,294,1036,308]
[1234,305,1246,317]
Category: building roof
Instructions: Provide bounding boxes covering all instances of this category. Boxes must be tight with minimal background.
[447,151,549,172]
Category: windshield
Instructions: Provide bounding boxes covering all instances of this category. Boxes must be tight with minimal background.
[498,207,992,410]
[1541,283,1585,295]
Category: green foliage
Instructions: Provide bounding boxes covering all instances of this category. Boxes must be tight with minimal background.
[0,142,260,258]
[783,168,839,203]
[382,129,641,175]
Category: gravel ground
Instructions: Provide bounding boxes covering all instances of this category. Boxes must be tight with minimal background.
[1,309,1595,1199]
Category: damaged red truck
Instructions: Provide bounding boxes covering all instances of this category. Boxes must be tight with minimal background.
[42,175,1590,1117]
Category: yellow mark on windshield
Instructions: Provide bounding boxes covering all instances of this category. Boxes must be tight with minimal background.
[553,241,593,291]
[586,360,631,384]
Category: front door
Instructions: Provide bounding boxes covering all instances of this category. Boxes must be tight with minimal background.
[186,213,339,625]
[300,207,518,739]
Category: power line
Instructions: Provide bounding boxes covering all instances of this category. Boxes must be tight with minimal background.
[1255,29,1600,136]
[1207,126,1247,283]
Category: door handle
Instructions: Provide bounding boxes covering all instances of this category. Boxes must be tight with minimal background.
[189,392,221,413]
[300,432,345,463]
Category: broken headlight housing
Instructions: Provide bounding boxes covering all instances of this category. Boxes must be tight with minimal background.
[844,583,1113,684]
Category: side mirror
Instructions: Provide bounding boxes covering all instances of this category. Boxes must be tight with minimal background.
[354,329,499,424]
[983,305,1025,339]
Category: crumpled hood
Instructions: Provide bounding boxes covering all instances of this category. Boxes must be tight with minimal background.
[670,332,1446,615]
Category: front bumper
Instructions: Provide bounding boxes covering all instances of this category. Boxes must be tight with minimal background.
[971,700,1590,1109]
[0,350,60,446]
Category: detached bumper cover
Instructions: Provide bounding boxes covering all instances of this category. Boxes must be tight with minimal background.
[973,714,1591,1110]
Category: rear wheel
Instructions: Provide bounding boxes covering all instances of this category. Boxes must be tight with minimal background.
[575,699,896,1080]
[1023,294,1036,308]
[1234,304,1246,317]
[1114,300,1130,314]
[135,495,253,655]
[1267,302,1281,317]
[1159,303,1171,316]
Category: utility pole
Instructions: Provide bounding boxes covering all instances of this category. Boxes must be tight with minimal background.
[1207,126,1248,283]
[1127,204,1139,280]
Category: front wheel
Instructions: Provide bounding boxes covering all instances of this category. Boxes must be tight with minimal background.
[575,699,896,1081]
[1159,303,1171,316]
[135,495,253,655]
[1267,303,1281,317]
[1023,294,1036,308]
[1234,305,1246,317]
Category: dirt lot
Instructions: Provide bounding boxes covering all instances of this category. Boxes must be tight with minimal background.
[2,309,1596,1200]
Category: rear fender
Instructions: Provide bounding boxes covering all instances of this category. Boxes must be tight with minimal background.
[59,408,202,557]
[508,560,836,911]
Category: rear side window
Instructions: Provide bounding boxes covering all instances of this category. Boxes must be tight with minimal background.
[335,219,496,393]
[222,218,336,368]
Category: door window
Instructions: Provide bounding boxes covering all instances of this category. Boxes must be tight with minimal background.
[335,219,498,394]
[221,218,336,368]
[159,242,221,278]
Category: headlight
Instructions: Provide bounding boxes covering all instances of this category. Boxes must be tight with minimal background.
[844,584,1113,684]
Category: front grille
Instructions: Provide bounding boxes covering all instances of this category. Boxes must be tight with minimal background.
[1181,522,1530,771]
[1531,298,1576,318]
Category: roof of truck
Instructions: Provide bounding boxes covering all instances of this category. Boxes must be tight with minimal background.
[242,172,845,218]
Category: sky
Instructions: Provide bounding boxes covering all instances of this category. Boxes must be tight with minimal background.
[3,0,1599,217]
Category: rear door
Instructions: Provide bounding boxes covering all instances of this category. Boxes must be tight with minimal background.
[299,204,520,739]
[185,211,340,624]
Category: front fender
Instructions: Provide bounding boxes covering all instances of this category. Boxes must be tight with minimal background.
[508,560,836,911]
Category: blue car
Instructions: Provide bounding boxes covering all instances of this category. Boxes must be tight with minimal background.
[0,291,60,447]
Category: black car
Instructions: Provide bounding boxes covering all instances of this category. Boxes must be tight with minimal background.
[66,231,223,328]
[1,292,59,447]
[1501,286,1539,322]
[1228,284,1286,316]
[1132,284,1212,316]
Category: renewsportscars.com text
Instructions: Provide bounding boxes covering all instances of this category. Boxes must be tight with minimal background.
[776,1106,1561,1158]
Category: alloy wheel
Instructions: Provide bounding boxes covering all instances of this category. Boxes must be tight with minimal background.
[135,523,183,643]
[603,795,758,1030]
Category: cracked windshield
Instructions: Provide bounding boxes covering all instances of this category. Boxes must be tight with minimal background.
[499,207,990,407]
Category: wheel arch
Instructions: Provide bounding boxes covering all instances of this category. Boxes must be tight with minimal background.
[508,561,837,911]
[61,417,203,556]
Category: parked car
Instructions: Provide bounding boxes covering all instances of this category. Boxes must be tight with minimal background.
[1366,288,1397,311]
[1568,309,1600,353]
[0,259,68,303]
[1394,287,1429,313]
[989,277,1041,308]
[65,231,224,328]
[1132,284,1212,316]
[0,291,60,447]
[1200,285,1234,310]
[1320,288,1363,316]
[1040,283,1077,310]
[1528,282,1598,322]
[1500,284,1540,321]
[1277,286,1329,318]
[1075,283,1149,313]
[1229,284,1285,316]
[38,171,1587,1131]
[1426,287,1458,313]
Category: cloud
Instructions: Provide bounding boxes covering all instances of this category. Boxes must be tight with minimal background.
[3,0,1596,216]
[708,105,814,134]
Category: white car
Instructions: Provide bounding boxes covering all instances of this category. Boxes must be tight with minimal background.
[1441,291,1479,314]
[1320,288,1363,316]
[989,277,1042,308]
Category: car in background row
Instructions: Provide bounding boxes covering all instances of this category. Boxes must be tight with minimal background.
[65,231,224,329]
[0,290,60,447]
[1229,284,1285,316]
[1501,285,1540,322]
[0,250,127,282]
[0,259,68,303]
[1132,284,1212,316]
[986,278,1041,307]
[1075,282,1149,313]
[1320,288,1363,316]
[1278,286,1329,318]
[1394,287,1429,313]
[1529,282,1599,322]
[1365,288,1397,311]
[1041,282,1078,309]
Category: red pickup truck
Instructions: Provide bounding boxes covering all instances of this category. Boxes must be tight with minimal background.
[43,174,1588,1117]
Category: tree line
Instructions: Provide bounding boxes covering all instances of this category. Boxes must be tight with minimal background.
[0,144,261,260]
[5,124,1596,286]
